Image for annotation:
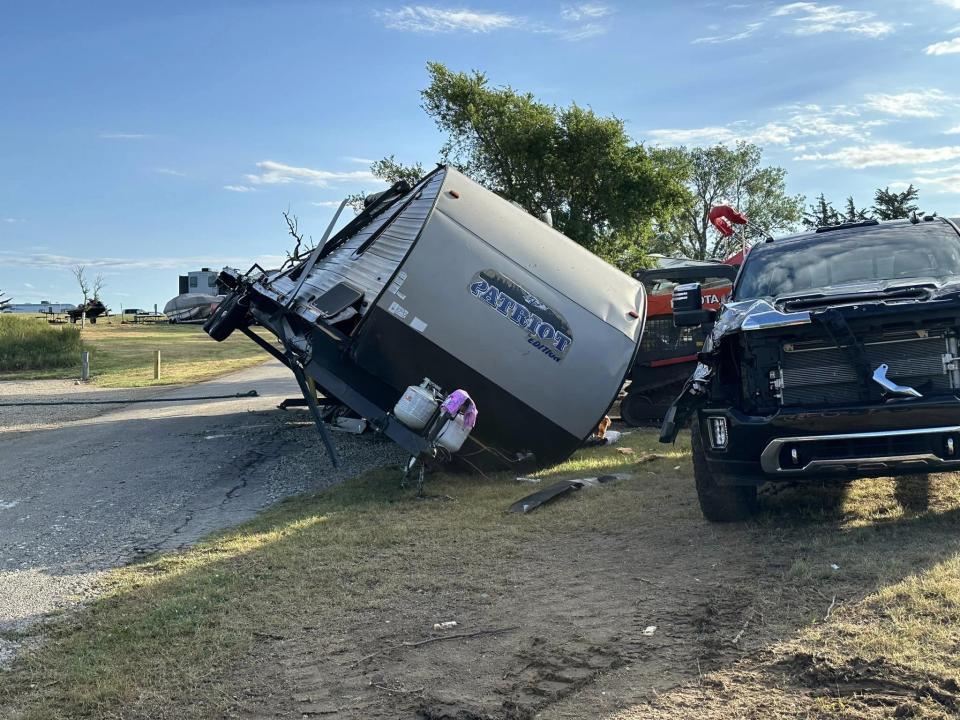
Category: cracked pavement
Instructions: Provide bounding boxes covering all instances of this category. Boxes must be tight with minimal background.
[0,360,401,657]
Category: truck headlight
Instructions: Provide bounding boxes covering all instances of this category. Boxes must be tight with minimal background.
[708,416,728,449]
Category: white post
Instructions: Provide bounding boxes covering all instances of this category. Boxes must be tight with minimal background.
[154,350,161,380]
[80,351,90,381]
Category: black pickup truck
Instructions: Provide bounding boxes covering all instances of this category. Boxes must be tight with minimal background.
[660,216,960,521]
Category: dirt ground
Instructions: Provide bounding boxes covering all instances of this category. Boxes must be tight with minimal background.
[5,424,960,720]
[214,434,960,720]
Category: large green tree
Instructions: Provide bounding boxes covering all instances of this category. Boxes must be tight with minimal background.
[654,142,804,260]
[873,184,921,220]
[361,63,685,273]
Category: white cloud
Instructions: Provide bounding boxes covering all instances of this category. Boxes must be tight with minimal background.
[99,133,153,140]
[243,160,380,188]
[2,217,24,223]
[224,185,256,193]
[311,200,345,207]
[343,156,375,165]
[378,4,612,40]
[772,2,895,38]
[912,173,960,194]
[24,282,34,289]
[560,3,611,21]
[946,125,960,134]
[925,36,960,54]
[865,89,951,118]
[693,21,763,44]
[935,1,960,9]
[795,142,960,168]
[377,6,522,33]
[155,168,187,177]
[648,104,876,148]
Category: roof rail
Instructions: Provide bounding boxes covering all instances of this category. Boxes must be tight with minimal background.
[814,219,880,233]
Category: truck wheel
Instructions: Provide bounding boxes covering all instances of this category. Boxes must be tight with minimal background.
[691,422,758,522]
[204,293,247,342]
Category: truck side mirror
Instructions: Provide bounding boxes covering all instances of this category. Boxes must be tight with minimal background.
[673,282,715,327]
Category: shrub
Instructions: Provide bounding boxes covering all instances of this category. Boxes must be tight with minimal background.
[0,315,84,371]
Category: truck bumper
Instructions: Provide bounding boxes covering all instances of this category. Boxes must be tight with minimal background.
[698,397,960,485]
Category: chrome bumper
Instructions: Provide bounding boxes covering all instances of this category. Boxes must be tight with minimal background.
[759,425,960,475]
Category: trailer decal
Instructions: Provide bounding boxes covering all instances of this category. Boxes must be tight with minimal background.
[469,270,573,361]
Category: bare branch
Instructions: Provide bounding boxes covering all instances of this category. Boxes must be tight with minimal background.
[283,210,313,265]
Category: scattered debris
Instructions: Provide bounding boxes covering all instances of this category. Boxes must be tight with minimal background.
[643,625,657,636]
[831,563,840,571]
[514,477,542,484]
[433,621,458,631]
[507,473,630,514]
[333,417,367,434]
[616,447,635,456]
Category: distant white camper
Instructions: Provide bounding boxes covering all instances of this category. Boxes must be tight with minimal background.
[163,268,225,323]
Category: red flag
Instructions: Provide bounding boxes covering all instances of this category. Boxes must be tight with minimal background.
[709,205,748,237]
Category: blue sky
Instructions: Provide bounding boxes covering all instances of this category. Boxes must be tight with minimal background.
[2,0,960,309]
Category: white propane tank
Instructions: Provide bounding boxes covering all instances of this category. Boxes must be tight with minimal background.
[393,379,441,430]
[436,414,472,453]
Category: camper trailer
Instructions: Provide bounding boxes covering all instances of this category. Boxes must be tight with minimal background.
[204,166,646,472]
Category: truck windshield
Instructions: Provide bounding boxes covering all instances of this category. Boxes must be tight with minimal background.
[735,222,960,300]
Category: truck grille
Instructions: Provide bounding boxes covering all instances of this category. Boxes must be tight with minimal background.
[779,332,954,407]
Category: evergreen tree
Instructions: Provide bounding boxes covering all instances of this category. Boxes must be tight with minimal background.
[873,184,921,220]
[802,193,841,229]
[843,196,870,223]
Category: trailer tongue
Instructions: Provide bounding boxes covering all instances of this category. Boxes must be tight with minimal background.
[204,165,646,476]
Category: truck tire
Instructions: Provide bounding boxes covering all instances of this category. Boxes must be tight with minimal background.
[691,421,758,522]
[204,292,247,342]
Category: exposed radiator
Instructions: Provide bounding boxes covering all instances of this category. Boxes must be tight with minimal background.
[777,332,956,407]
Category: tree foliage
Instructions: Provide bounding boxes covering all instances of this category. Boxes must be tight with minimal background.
[801,185,923,229]
[873,184,921,220]
[0,292,10,311]
[365,63,686,272]
[802,193,841,229]
[654,142,804,260]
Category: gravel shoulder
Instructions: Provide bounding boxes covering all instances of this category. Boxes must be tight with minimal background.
[0,360,403,659]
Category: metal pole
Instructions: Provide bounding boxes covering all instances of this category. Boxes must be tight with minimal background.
[81,351,90,381]
[154,350,161,380]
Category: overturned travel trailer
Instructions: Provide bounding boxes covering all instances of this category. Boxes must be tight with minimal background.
[205,166,646,472]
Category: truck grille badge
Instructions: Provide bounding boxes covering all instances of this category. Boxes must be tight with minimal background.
[872,363,923,398]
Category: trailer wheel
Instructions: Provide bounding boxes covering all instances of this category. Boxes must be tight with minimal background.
[204,292,247,342]
[620,393,652,427]
[691,422,757,522]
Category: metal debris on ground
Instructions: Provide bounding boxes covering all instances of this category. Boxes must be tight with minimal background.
[507,473,631,514]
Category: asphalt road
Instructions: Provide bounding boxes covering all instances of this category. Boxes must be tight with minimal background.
[0,360,402,663]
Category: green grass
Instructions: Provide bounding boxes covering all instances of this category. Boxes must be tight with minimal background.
[0,433,675,720]
[0,315,84,372]
[0,322,276,387]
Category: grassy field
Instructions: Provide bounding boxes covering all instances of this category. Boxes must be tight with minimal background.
[0,319,274,387]
[0,315,84,372]
[3,429,960,719]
